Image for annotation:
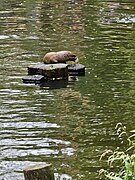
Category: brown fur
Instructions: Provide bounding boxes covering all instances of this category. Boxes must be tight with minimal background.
[43,51,78,64]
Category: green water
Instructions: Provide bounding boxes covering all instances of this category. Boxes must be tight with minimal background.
[0,0,135,179]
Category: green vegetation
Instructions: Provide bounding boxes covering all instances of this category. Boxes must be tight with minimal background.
[99,123,135,180]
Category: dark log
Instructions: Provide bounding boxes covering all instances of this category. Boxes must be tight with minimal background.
[23,164,55,180]
[22,75,44,84]
[28,63,44,75]
[28,63,68,79]
[68,64,85,76]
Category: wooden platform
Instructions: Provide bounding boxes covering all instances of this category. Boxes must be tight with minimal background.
[68,64,85,76]
[22,75,44,84]
[22,63,85,84]
[28,63,85,76]
[28,63,68,79]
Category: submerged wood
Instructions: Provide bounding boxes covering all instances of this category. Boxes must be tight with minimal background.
[23,164,55,180]
[28,63,68,79]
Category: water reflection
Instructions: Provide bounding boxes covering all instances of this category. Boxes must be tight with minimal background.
[1,0,135,179]
[40,78,76,89]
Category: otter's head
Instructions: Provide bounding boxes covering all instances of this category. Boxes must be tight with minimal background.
[68,54,78,61]
[63,51,78,63]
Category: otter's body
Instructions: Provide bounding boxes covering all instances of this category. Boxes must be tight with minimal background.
[43,51,78,64]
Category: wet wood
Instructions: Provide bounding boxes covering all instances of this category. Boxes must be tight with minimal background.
[23,164,55,180]
[27,63,85,78]
[28,63,68,79]
[22,75,44,84]
[68,64,85,76]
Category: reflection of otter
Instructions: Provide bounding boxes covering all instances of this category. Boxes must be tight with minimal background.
[43,51,78,64]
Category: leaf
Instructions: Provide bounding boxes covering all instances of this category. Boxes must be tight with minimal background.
[125,160,132,173]
[130,130,135,133]
[129,134,135,139]
[106,174,123,180]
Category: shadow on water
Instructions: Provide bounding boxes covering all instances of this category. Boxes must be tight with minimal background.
[0,0,135,180]
[22,77,77,89]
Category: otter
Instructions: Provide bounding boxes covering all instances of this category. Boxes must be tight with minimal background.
[43,51,78,64]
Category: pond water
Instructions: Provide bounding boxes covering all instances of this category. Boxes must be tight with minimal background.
[0,0,135,179]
